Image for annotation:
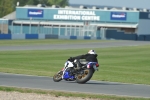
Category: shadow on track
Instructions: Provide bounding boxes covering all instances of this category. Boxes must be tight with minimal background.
[62,80,123,85]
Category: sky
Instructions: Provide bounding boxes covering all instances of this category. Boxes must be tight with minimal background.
[69,0,150,9]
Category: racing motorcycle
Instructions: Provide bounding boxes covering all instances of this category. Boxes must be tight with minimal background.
[53,59,99,84]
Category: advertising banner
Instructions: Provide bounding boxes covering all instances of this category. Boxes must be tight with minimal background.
[53,10,100,21]
[16,7,139,23]
[28,9,44,18]
[110,12,127,20]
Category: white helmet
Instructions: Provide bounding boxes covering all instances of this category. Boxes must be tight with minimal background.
[88,50,96,54]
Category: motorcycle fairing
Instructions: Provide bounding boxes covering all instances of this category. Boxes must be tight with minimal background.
[62,61,74,79]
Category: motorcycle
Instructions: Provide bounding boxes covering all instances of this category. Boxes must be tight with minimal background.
[53,59,99,84]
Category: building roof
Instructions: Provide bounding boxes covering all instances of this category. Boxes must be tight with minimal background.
[2,11,16,20]
[13,20,138,28]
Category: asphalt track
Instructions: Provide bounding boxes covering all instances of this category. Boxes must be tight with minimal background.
[0,40,150,98]
[0,73,150,98]
[0,40,150,51]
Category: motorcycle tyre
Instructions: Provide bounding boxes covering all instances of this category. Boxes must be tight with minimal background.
[76,68,94,84]
[53,71,63,82]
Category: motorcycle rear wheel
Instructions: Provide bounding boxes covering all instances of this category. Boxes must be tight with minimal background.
[76,68,94,84]
[53,71,63,82]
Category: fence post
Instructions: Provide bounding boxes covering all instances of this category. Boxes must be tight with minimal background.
[21,21,23,34]
[1,20,3,34]
[59,24,60,36]
[11,21,14,34]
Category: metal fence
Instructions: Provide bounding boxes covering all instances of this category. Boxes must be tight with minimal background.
[11,21,100,37]
[0,19,108,39]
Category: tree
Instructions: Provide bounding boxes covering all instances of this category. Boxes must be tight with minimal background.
[13,0,27,6]
[13,0,69,7]
[0,0,14,18]
[0,0,69,18]
[47,0,69,7]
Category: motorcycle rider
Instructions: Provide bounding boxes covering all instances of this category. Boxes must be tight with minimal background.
[68,50,99,70]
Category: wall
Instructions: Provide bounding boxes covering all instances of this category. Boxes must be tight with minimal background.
[106,29,150,41]
[0,34,100,40]
[137,19,150,35]
[137,12,150,35]
[100,12,150,41]
[0,31,150,41]
[106,29,137,40]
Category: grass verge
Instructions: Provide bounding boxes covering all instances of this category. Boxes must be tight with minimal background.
[0,39,112,46]
[0,40,150,99]
[0,86,148,100]
[0,45,150,85]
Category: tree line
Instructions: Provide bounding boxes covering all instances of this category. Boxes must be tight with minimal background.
[0,0,69,18]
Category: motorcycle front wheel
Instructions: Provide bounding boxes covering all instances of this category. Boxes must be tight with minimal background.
[53,71,63,82]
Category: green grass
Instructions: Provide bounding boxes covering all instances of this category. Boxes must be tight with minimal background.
[0,39,150,99]
[0,39,112,46]
[0,86,148,100]
[0,44,150,85]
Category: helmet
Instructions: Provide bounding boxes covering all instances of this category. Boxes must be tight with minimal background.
[88,50,96,54]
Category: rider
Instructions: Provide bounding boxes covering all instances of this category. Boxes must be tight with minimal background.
[68,50,99,70]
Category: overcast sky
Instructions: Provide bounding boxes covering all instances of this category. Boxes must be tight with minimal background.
[69,0,150,9]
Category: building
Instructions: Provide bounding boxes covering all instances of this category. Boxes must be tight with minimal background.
[0,4,150,41]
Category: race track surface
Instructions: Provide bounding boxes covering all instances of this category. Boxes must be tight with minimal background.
[0,40,150,98]
[0,73,150,98]
[0,40,150,51]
